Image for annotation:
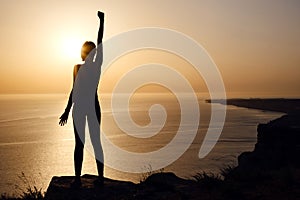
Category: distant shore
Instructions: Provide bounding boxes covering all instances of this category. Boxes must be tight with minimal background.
[206,98,300,114]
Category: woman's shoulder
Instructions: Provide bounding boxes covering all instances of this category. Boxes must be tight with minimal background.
[73,64,82,71]
[74,64,82,69]
[73,64,83,75]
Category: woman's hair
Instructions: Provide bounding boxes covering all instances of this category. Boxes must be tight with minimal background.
[82,41,96,50]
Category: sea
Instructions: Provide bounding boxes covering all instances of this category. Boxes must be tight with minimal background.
[0,93,284,196]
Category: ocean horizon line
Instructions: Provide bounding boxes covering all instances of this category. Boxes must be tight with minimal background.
[1,92,300,99]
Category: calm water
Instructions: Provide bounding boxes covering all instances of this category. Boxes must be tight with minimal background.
[0,94,283,195]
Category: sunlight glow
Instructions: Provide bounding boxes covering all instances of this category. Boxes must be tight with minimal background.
[61,36,83,61]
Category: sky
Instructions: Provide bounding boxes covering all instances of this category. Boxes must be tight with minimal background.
[0,0,299,97]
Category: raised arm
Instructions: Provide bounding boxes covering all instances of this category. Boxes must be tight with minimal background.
[97,11,104,45]
[88,11,104,65]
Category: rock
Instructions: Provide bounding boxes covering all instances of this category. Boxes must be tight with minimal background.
[238,113,300,170]
[44,173,199,200]
[45,174,136,200]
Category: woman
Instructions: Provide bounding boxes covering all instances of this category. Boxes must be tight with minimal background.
[59,11,105,188]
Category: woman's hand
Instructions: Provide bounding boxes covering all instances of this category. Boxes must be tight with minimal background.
[59,111,69,126]
[98,11,104,20]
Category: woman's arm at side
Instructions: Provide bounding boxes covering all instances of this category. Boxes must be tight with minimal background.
[59,65,79,126]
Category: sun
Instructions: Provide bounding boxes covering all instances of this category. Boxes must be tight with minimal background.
[61,36,83,61]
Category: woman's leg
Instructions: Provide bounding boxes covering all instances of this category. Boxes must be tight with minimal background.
[91,96,104,178]
[73,121,85,178]
[87,115,104,176]
[72,107,86,178]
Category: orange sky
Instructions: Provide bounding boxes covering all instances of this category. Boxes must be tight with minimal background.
[0,0,299,97]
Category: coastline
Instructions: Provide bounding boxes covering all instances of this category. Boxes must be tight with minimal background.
[206,98,300,114]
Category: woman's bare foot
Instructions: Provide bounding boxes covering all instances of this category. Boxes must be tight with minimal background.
[70,177,82,188]
[93,177,104,187]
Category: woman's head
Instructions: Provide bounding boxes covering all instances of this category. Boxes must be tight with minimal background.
[81,41,96,61]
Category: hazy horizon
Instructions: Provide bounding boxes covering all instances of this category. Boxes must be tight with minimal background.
[0,92,299,100]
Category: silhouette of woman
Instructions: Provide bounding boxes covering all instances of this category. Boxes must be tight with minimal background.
[59,11,104,188]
